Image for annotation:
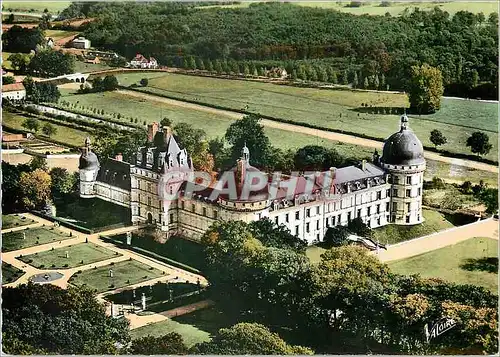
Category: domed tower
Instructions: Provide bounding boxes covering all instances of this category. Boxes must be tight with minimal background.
[79,137,100,198]
[380,113,425,225]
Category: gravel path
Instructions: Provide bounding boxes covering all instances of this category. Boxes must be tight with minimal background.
[118,89,498,174]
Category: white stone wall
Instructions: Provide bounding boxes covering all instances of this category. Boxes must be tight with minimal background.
[79,169,97,198]
[94,182,130,208]
[2,90,26,101]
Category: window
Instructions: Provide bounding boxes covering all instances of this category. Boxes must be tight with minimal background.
[275,216,279,225]
[338,215,341,224]
[377,191,381,200]
[377,217,381,225]
[386,202,390,212]
[316,206,320,214]
[418,188,421,196]
[285,213,289,223]
[203,207,207,216]
[347,212,352,221]
[138,194,141,203]
[326,219,329,227]
[181,201,185,210]
[191,204,195,212]
[357,209,361,217]
[295,211,300,220]
[147,197,151,206]
[394,176,400,184]
[393,202,398,211]
[138,207,141,216]
[367,206,371,215]
[406,215,410,223]
[376,204,380,214]
[306,209,311,217]
[406,202,411,211]
[392,214,396,222]
[170,213,174,222]
[306,223,310,233]
[213,211,218,219]
[332,216,336,226]
[393,189,398,197]
[295,226,299,235]
[159,214,162,223]
[417,214,421,221]
[316,220,320,230]
[316,234,320,241]
[406,189,411,198]
[406,176,412,185]
[147,183,151,192]
[386,189,391,197]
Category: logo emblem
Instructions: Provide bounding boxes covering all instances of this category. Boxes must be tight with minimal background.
[424,317,457,342]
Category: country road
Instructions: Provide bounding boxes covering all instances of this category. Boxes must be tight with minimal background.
[118,89,498,174]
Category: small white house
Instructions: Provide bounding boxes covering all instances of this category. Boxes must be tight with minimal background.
[71,37,91,49]
[129,54,158,69]
[2,83,26,101]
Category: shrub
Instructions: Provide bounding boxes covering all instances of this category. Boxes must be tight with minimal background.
[39,264,45,268]
[63,264,68,267]
[51,264,56,268]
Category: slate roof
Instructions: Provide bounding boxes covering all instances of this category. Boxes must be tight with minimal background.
[97,158,131,191]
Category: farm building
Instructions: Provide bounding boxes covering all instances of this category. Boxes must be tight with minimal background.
[2,83,26,101]
[128,54,158,69]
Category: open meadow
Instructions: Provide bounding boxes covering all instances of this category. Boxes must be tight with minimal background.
[114,72,498,162]
[388,237,498,292]
[2,1,70,13]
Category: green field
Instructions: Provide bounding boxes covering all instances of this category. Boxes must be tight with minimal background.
[2,262,25,284]
[74,61,114,74]
[388,237,498,292]
[69,259,164,293]
[18,242,120,269]
[2,226,73,252]
[45,29,79,40]
[114,72,498,162]
[2,214,37,230]
[130,306,234,347]
[2,1,71,13]
[3,110,91,147]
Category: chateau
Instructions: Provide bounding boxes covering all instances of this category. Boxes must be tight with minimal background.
[79,114,426,244]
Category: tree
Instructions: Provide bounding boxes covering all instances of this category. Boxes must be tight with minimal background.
[174,122,213,172]
[342,70,349,85]
[466,132,493,156]
[50,167,77,197]
[39,12,52,30]
[294,145,344,171]
[129,333,188,355]
[225,114,272,168]
[29,156,48,171]
[160,117,173,127]
[363,76,369,89]
[28,49,75,78]
[140,78,149,87]
[323,226,350,247]
[22,117,39,132]
[109,55,127,67]
[408,63,444,114]
[196,57,205,70]
[102,75,119,91]
[206,59,214,72]
[2,25,44,52]
[5,13,15,24]
[429,129,447,149]
[194,323,313,355]
[8,53,31,73]
[2,76,15,84]
[42,123,57,137]
[347,217,372,238]
[352,72,358,88]
[248,218,307,251]
[19,169,52,209]
[2,283,130,354]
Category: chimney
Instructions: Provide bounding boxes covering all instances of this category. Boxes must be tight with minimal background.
[147,122,159,143]
[361,160,366,171]
[163,126,172,145]
[115,153,123,161]
[236,159,246,192]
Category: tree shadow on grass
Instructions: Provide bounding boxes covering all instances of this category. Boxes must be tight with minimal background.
[460,257,498,273]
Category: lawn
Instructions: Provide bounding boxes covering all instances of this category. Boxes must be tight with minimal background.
[112,232,205,271]
[54,197,131,230]
[2,110,91,147]
[117,72,498,162]
[423,186,482,211]
[2,262,25,284]
[388,237,498,292]
[45,29,79,40]
[2,1,71,14]
[130,306,235,347]
[73,61,114,74]
[18,242,120,269]
[58,90,498,185]
[2,214,37,230]
[69,259,164,293]
[2,226,73,252]
[372,208,470,245]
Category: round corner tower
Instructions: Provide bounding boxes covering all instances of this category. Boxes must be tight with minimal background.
[79,137,100,198]
[380,113,425,225]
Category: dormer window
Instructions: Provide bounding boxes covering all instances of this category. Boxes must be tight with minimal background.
[355,181,361,189]
[136,150,142,165]
[158,153,166,168]
[146,149,154,165]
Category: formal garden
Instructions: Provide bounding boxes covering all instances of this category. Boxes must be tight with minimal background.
[2,214,37,230]
[68,259,164,293]
[109,231,205,271]
[388,237,498,292]
[18,242,120,269]
[2,262,25,284]
[2,226,74,252]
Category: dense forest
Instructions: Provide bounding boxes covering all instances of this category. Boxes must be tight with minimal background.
[61,2,497,98]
